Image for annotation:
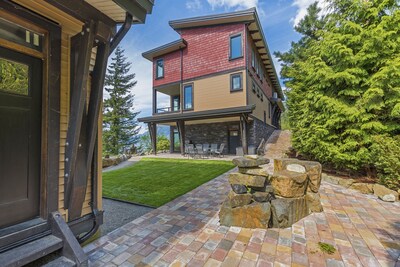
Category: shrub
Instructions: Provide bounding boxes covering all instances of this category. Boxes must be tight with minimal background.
[371,135,400,190]
[157,135,170,152]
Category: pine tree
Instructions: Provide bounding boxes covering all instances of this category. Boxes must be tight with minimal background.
[103,47,140,155]
[275,0,400,187]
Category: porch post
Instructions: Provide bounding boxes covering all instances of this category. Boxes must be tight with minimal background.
[240,115,248,155]
[176,120,185,155]
[153,89,157,115]
[148,122,157,155]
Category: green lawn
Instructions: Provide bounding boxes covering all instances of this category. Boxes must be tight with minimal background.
[102,158,235,207]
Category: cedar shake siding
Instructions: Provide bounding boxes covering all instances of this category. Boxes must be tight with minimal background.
[154,50,181,87]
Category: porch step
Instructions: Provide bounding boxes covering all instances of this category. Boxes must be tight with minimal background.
[0,234,63,267]
[42,256,76,267]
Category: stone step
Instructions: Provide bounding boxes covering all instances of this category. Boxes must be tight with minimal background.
[0,235,63,267]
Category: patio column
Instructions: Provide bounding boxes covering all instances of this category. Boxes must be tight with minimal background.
[240,114,248,155]
[148,122,157,155]
[176,120,185,155]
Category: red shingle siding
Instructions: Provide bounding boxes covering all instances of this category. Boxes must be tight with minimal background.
[181,24,246,80]
[152,23,247,87]
[154,50,181,87]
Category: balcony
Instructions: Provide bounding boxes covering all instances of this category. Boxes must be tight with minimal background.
[153,83,181,115]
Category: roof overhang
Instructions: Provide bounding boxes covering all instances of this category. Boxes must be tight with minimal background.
[45,0,154,27]
[138,105,256,123]
[168,8,284,101]
[142,39,187,61]
[271,97,285,111]
[169,9,255,30]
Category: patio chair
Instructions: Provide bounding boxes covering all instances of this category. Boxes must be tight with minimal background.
[215,143,225,158]
[196,144,206,158]
[210,144,218,156]
[186,144,196,158]
[203,143,210,156]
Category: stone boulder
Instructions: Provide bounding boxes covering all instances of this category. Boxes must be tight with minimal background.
[233,156,270,168]
[306,192,323,212]
[274,159,322,192]
[227,191,252,208]
[271,196,309,228]
[253,191,275,203]
[231,184,247,194]
[270,170,308,198]
[373,184,399,202]
[349,183,374,194]
[102,158,115,168]
[238,167,269,177]
[228,173,266,188]
[219,201,271,228]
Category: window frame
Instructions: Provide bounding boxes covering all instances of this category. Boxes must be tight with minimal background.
[183,83,194,110]
[229,33,243,60]
[155,58,164,79]
[230,73,243,92]
[251,49,256,68]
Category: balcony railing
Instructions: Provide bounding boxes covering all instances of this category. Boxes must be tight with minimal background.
[156,107,180,114]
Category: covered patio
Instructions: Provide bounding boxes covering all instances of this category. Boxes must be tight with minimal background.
[138,105,256,156]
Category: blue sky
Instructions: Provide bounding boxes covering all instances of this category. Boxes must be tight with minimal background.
[114,0,318,132]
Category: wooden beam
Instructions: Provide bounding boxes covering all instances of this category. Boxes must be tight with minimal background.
[64,21,95,209]
[148,123,157,155]
[68,41,110,220]
[240,115,248,155]
[176,120,185,155]
[249,30,259,34]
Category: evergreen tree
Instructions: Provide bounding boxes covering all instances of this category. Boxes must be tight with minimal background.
[275,0,400,187]
[103,47,140,155]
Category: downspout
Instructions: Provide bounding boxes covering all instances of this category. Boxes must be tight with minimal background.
[77,13,133,243]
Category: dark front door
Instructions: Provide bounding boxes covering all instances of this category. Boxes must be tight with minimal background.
[228,129,240,154]
[0,47,42,228]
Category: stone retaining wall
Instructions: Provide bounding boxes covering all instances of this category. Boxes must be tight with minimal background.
[249,117,276,147]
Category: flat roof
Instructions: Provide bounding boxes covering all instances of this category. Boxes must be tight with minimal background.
[138,105,256,123]
[142,39,187,61]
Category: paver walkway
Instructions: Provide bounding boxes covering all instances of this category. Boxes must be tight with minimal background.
[86,131,400,267]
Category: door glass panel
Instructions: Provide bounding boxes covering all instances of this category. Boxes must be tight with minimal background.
[0,58,29,96]
[0,18,43,52]
[173,95,180,111]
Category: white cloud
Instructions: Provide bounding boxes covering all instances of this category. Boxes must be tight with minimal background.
[186,0,203,11]
[206,0,259,10]
[291,0,328,26]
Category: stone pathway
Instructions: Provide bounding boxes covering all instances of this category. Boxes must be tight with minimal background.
[103,157,142,173]
[85,130,400,267]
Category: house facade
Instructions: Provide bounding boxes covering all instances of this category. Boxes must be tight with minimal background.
[0,0,153,266]
[139,9,284,155]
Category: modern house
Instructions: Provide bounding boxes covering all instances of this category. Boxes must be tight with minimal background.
[0,0,153,266]
[139,8,284,155]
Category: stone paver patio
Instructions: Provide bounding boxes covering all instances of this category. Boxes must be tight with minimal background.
[85,131,400,267]
[85,176,400,267]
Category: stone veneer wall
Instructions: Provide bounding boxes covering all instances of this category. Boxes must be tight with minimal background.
[184,122,239,154]
[249,117,276,147]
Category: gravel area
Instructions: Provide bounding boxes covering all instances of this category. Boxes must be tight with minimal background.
[100,198,153,235]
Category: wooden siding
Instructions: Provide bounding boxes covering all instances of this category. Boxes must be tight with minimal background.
[12,1,100,221]
[247,74,272,125]
[191,71,246,112]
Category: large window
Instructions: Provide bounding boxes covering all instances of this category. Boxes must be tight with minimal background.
[156,58,164,79]
[230,34,242,59]
[251,49,256,68]
[172,95,180,111]
[183,84,193,110]
[231,73,242,91]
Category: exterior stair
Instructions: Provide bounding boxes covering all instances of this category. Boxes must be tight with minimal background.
[0,212,88,267]
[0,235,63,267]
[265,130,292,159]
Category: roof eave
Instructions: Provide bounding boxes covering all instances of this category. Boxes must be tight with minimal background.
[142,39,187,61]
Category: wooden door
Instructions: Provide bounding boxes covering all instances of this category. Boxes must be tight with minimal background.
[0,47,42,228]
[228,129,240,155]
